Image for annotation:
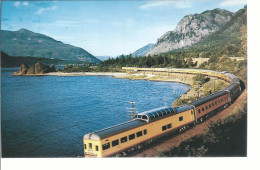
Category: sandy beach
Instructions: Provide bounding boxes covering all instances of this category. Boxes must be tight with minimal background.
[46,72,158,79]
[46,72,129,77]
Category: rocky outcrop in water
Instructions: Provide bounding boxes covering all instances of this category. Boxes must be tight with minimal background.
[13,62,55,76]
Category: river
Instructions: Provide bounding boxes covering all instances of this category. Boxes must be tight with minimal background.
[1,68,189,157]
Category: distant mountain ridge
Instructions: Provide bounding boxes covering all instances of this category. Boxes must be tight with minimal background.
[147,8,233,56]
[1,29,101,63]
[95,56,115,61]
[132,43,155,57]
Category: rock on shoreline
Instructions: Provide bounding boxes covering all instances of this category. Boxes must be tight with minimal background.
[13,63,55,76]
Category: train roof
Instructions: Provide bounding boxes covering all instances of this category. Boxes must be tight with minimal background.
[223,73,240,82]
[84,119,147,140]
[222,82,240,92]
[136,105,193,122]
[84,105,193,140]
[189,91,228,107]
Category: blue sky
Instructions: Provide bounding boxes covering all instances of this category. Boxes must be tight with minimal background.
[1,0,247,56]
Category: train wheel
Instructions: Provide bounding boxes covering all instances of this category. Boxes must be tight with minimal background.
[147,139,153,144]
[137,144,143,150]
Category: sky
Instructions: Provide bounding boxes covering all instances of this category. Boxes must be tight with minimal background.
[1,0,247,57]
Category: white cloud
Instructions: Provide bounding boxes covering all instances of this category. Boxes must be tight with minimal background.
[36,6,57,15]
[139,0,192,10]
[42,19,99,28]
[13,1,29,8]
[220,0,247,7]
[22,2,29,6]
[139,1,173,10]
[14,2,20,8]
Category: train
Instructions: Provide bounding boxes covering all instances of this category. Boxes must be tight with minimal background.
[83,68,243,157]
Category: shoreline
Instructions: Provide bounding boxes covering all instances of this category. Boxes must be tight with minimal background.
[46,72,129,77]
[46,71,196,106]
[45,71,192,85]
[17,71,228,107]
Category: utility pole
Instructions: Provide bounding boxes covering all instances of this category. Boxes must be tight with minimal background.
[197,85,200,99]
[195,84,201,99]
[213,79,216,93]
[127,101,137,120]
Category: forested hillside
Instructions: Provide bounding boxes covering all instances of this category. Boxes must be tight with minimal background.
[94,6,247,83]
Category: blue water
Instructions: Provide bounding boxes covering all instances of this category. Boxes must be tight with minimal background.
[1,68,189,157]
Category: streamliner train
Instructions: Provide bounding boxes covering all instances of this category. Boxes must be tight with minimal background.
[83,68,242,157]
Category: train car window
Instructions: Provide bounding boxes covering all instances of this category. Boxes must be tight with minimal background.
[129,133,135,140]
[121,136,127,143]
[137,131,143,137]
[89,143,92,150]
[155,114,159,118]
[198,109,201,113]
[142,115,148,120]
[209,104,211,108]
[215,101,217,105]
[167,124,172,129]
[202,107,204,112]
[144,129,147,135]
[212,103,214,106]
[206,106,208,110]
[162,125,167,131]
[96,145,99,151]
[84,144,87,149]
[138,115,142,118]
[150,116,155,120]
[102,143,110,151]
[179,116,183,121]
[112,139,119,147]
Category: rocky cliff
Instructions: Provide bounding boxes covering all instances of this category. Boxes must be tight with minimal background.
[147,8,233,56]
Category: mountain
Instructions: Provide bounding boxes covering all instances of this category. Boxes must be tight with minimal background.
[1,51,83,68]
[147,8,233,56]
[132,43,155,57]
[192,7,247,48]
[95,56,114,61]
[1,29,101,63]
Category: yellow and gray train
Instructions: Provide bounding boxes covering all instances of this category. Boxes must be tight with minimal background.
[83,68,243,157]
